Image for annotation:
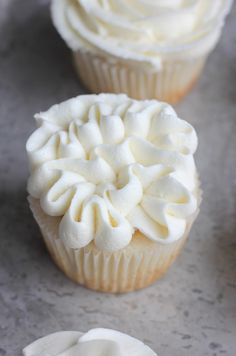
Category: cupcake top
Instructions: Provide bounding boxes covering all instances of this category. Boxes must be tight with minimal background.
[23,328,157,355]
[51,0,232,69]
[27,94,198,251]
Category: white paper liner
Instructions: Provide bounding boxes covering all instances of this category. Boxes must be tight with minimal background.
[73,51,206,104]
[28,195,201,293]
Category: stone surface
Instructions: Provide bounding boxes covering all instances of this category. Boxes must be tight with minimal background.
[0,1,235,355]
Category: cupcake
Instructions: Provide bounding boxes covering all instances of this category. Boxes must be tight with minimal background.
[23,328,157,355]
[26,94,201,293]
[51,0,232,103]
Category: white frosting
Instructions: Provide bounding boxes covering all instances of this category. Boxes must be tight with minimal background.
[51,0,232,69]
[27,94,198,251]
[23,328,157,356]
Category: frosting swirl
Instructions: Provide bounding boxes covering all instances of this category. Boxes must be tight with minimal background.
[22,328,157,356]
[27,94,198,251]
[51,0,232,68]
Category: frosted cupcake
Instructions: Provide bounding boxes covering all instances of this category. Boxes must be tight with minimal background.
[26,94,201,293]
[51,0,232,103]
[23,328,157,355]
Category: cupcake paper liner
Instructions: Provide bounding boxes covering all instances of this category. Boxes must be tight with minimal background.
[28,195,200,293]
[73,50,206,104]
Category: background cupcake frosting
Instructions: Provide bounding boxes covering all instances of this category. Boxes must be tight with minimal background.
[27,94,198,251]
[23,329,157,356]
[51,0,232,68]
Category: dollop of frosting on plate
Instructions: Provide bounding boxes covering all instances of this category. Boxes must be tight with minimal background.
[51,0,232,68]
[27,94,198,251]
[23,328,157,356]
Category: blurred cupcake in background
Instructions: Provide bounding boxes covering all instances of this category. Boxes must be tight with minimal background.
[51,0,232,103]
[23,328,157,355]
[26,94,201,293]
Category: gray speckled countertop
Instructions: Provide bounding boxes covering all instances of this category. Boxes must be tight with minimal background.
[0,1,236,355]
